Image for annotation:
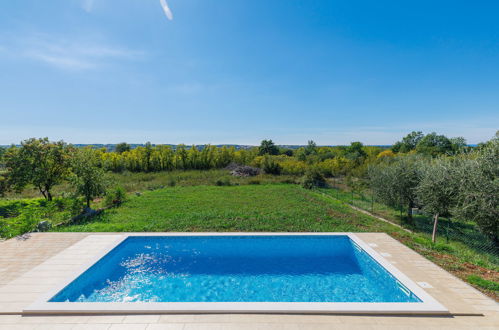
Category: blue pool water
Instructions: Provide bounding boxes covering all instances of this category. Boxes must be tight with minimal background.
[50,236,421,303]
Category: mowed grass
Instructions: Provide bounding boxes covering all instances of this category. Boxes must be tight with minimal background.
[57,184,405,234]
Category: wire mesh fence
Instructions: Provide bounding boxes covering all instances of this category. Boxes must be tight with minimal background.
[323,181,499,267]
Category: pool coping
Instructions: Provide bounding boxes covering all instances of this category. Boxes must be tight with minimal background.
[23,233,449,315]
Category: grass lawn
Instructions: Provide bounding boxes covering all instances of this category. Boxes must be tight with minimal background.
[57,184,403,234]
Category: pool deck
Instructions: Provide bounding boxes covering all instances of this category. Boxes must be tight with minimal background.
[0,232,497,329]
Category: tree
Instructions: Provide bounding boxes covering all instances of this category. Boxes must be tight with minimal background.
[345,142,367,165]
[416,158,458,243]
[369,155,422,224]
[0,173,7,197]
[416,132,453,156]
[258,139,279,156]
[0,146,6,165]
[4,138,73,200]
[449,137,467,154]
[70,148,108,208]
[392,131,424,153]
[453,137,498,243]
[115,142,131,154]
[304,140,317,156]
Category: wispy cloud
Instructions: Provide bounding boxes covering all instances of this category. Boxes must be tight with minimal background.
[3,33,144,70]
[160,0,173,20]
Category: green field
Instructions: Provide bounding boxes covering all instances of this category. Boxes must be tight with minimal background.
[56,184,403,234]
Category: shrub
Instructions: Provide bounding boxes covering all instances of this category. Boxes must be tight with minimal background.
[215,178,231,186]
[262,156,282,175]
[301,167,327,189]
[280,159,307,175]
[104,186,127,207]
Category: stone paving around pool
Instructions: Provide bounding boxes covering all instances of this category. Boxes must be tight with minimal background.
[0,232,497,329]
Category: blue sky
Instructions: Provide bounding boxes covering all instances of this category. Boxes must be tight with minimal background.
[1,0,498,145]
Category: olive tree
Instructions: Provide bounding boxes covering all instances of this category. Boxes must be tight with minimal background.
[416,157,458,242]
[368,155,422,224]
[5,138,73,200]
[453,136,498,243]
[70,148,108,208]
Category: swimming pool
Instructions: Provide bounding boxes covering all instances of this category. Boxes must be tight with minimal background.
[25,233,448,314]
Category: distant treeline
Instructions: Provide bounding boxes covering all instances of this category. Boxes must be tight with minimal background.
[0,131,479,177]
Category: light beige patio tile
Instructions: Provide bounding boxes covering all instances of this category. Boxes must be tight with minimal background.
[182,324,224,330]
[0,315,23,324]
[146,324,185,330]
[34,324,75,330]
[109,324,148,330]
[72,324,110,330]
[123,315,161,324]
[0,325,38,330]
[86,316,126,324]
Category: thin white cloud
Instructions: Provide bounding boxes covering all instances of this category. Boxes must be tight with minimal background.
[160,0,173,20]
[3,33,144,70]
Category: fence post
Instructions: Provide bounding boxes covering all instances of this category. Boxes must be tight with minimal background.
[371,194,374,214]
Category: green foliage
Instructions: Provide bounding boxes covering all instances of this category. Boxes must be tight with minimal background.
[0,197,78,238]
[215,178,232,186]
[345,142,367,165]
[0,174,7,197]
[258,139,279,156]
[115,142,131,154]
[369,154,423,223]
[416,157,458,218]
[392,131,424,153]
[467,275,499,292]
[416,157,458,243]
[415,132,454,156]
[104,186,128,207]
[70,148,108,207]
[452,138,499,242]
[262,156,282,175]
[304,140,317,156]
[4,138,73,200]
[301,167,326,189]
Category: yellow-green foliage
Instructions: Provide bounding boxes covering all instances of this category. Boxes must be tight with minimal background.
[95,145,257,173]
[279,159,308,175]
[316,157,356,177]
[377,149,395,159]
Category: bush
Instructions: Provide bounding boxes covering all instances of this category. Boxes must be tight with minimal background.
[104,186,127,207]
[262,156,282,175]
[215,178,231,186]
[301,168,327,189]
[280,159,307,175]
